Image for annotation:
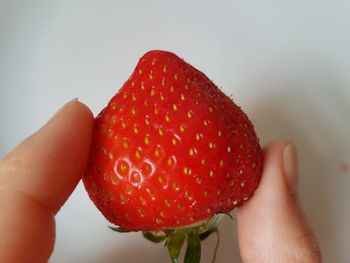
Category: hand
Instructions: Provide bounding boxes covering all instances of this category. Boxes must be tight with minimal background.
[0,99,321,262]
[0,99,93,263]
[237,141,322,262]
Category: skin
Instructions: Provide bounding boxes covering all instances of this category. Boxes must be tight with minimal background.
[0,99,321,263]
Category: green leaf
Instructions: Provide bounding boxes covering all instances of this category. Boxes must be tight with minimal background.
[167,232,186,263]
[199,228,217,241]
[142,232,167,243]
[184,231,201,263]
[108,226,130,233]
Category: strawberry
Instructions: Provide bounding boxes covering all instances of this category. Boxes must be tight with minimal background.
[83,50,262,263]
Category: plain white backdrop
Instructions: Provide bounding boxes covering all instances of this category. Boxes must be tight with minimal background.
[1,1,350,262]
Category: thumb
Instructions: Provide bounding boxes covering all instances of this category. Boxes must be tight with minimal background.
[237,141,321,263]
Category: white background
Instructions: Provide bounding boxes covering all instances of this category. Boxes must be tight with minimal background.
[1,1,350,262]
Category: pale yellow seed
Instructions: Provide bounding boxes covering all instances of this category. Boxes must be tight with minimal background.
[131,81,135,87]
[109,152,114,160]
[146,188,153,197]
[227,146,232,153]
[158,176,164,184]
[218,130,223,137]
[101,147,107,155]
[160,211,166,218]
[133,126,139,134]
[209,170,214,177]
[163,65,167,73]
[220,160,224,167]
[120,163,127,172]
[170,86,175,92]
[167,157,174,166]
[240,182,245,187]
[208,107,213,113]
[123,92,127,99]
[137,209,144,217]
[162,78,165,86]
[195,133,201,141]
[123,140,129,149]
[174,73,178,80]
[138,69,143,74]
[180,94,185,101]
[131,107,137,116]
[132,94,136,101]
[154,107,159,114]
[155,148,161,158]
[239,169,244,175]
[121,121,126,129]
[189,148,195,156]
[203,120,209,126]
[152,58,156,65]
[187,111,193,119]
[164,199,170,207]
[111,116,117,124]
[179,124,186,133]
[135,150,141,159]
[203,191,208,198]
[172,137,177,145]
[201,159,206,165]
[160,93,165,100]
[119,194,126,202]
[233,200,239,205]
[144,100,148,106]
[141,82,145,90]
[184,191,190,198]
[165,114,171,122]
[158,128,164,136]
[139,196,146,205]
[151,89,156,96]
[149,73,153,80]
[209,142,215,149]
[144,136,150,145]
[172,104,178,111]
[196,177,202,184]
[111,103,117,110]
[183,167,190,175]
[145,118,150,125]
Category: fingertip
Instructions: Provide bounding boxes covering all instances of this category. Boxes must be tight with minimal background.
[1,98,95,213]
[237,140,321,262]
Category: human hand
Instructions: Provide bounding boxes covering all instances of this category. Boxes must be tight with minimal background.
[0,99,93,262]
[0,99,321,262]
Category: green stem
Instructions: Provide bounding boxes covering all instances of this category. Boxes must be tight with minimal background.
[211,229,220,263]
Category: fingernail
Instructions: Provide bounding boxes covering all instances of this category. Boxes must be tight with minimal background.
[283,141,298,193]
[52,98,79,118]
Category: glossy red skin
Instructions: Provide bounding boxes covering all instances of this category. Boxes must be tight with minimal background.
[83,51,262,231]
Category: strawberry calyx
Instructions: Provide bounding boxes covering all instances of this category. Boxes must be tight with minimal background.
[110,213,227,263]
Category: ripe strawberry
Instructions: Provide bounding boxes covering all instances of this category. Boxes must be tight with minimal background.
[83,50,262,263]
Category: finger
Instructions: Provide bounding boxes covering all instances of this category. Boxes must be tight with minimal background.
[237,141,321,263]
[0,99,94,263]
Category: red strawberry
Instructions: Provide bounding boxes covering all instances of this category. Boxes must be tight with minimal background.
[83,50,262,263]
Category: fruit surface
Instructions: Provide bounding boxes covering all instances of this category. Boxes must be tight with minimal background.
[83,50,262,232]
